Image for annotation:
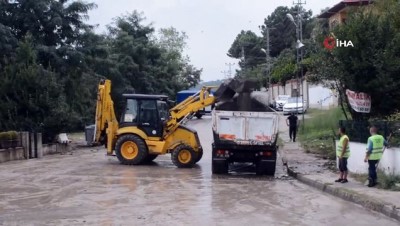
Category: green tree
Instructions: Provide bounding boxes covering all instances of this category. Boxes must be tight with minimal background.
[0,35,69,142]
[106,12,201,114]
[309,0,400,119]
[270,49,297,85]
[156,27,201,91]
[228,30,264,72]
[0,3,202,139]
[260,6,313,57]
[0,23,17,70]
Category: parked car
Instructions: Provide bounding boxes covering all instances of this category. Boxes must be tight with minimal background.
[275,95,290,111]
[283,97,307,115]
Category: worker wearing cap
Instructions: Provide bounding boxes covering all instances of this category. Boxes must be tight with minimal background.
[286,112,298,142]
[364,126,388,187]
[335,127,350,183]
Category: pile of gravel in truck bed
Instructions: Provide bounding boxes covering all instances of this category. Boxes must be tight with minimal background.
[215,92,273,112]
[214,78,273,112]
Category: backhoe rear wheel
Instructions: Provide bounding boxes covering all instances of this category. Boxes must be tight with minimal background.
[171,144,196,168]
[194,149,203,163]
[115,134,148,165]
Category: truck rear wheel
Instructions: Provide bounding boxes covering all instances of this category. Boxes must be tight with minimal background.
[115,134,148,165]
[171,144,196,168]
[212,159,228,174]
[256,161,276,176]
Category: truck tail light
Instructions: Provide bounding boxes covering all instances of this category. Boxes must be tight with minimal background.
[215,150,230,158]
[263,152,272,157]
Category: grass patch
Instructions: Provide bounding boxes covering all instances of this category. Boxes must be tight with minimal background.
[277,136,284,148]
[68,132,85,141]
[352,171,400,191]
[298,108,346,160]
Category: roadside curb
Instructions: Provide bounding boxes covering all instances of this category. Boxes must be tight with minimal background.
[286,166,400,222]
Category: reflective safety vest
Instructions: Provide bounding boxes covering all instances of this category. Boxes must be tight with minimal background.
[337,135,350,158]
[368,134,384,160]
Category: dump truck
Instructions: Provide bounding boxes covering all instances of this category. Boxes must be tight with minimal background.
[211,80,279,175]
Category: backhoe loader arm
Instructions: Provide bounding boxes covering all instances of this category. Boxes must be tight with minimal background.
[94,79,119,154]
[164,86,217,137]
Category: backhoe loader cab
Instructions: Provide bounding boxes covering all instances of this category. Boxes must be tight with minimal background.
[120,94,170,138]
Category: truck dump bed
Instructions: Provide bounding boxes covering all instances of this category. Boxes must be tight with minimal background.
[212,110,279,146]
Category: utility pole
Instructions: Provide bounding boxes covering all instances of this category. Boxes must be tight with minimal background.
[241,46,246,77]
[221,70,228,80]
[261,25,273,104]
[266,26,272,103]
[225,63,235,79]
[293,0,306,130]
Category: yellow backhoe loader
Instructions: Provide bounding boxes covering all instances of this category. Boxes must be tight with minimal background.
[92,79,219,168]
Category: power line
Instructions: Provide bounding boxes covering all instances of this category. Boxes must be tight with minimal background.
[221,70,229,80]
[293,0,306,42]
[225,63,235,79]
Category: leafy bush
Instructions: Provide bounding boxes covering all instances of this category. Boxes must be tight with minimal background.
[352,171,400,191]
[386,111,400,121]
[8,131,18,140]
[0,132,7,141]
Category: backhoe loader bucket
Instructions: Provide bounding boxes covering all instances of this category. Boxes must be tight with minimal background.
[213,82,236,102]
[213,78,257,102]
[227,79,257,93]
[214,78,272,112]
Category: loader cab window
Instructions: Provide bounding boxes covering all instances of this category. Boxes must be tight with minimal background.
[138,99,163,137]
[157,101,169,122]
[139,100,158,126]
[122,99,138,123]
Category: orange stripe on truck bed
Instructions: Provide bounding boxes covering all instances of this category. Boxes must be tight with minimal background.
[219,134,236,140]
[255,135,271,141]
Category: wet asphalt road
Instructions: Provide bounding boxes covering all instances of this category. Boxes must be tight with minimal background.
[0,116,398,226]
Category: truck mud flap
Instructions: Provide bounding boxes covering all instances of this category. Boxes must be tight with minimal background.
[256,159,276,176]
[212,158,229,174]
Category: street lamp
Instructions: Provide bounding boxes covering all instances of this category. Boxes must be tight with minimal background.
[286,13,296,25]
[287,12,305,129]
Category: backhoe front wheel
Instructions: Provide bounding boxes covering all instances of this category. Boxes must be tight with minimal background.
[115,134,148,165]
[171,144,196,168]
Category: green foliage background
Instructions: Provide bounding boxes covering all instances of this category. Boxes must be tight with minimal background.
[0,1,201,142]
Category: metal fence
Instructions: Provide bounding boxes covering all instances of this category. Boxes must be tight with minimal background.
[339,120,400,146]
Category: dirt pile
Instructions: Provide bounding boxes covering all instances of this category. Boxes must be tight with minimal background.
[213,79,272,112]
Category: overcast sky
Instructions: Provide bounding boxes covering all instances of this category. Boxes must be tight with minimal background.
[88,0,339,82]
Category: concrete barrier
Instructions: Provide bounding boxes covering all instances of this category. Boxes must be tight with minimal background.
[1,132,72,164]
[0,147,25,163]
[42,143,70,155]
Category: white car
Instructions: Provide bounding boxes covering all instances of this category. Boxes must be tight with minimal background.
[283,97,307,115]
[275,95,290,111]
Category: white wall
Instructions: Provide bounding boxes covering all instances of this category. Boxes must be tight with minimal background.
[308,85,338,109]
[270,81,338,109]
[336,141,400,176]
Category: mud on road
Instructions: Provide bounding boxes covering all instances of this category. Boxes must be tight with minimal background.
[0,116,398,226]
